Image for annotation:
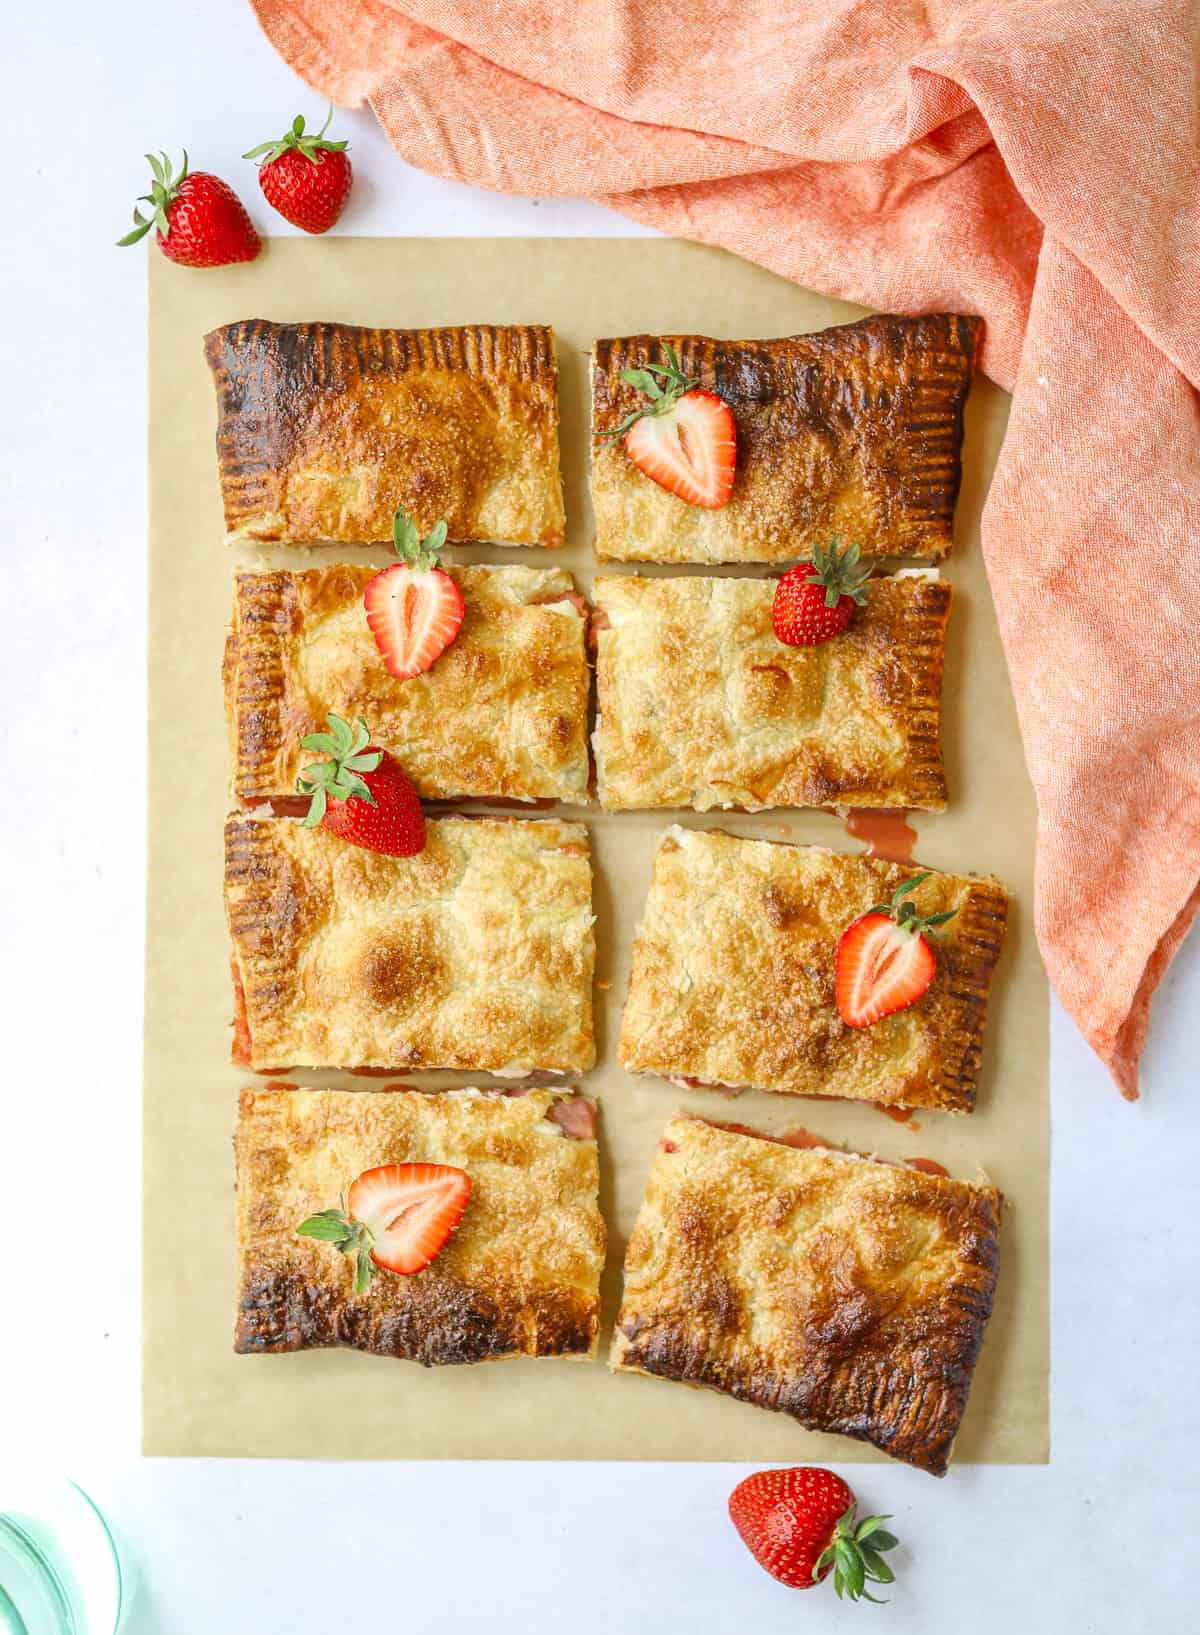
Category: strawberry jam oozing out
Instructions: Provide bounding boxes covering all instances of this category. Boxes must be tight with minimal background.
[231,960,252,1066]
[875,1103,917,1125]
[698,1116,832,1150]
[547,1098,597,1140]
[530,590,588,617]
[906,1156,950,1177]
[842,808,918,865]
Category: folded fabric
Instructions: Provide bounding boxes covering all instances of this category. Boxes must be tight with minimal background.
[249,0,1200,1097]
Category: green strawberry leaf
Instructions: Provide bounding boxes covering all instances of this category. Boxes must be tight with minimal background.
[297,711,384,827]
[355,1246,375,1294]
[601,342,704,438]
[296,1209,354,1242]
[859,1547,895,1584]
[300,785,327,827]
[390,507,448,570]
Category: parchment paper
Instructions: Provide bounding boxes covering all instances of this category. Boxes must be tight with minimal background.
[144,238,1048,1462]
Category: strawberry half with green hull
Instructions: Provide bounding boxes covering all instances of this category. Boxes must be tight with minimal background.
[243,108,353,235]
[728,1467,899,1600]
[602,345,736,508]
[297,712,425,858]
[364,510,465,680]
[297,1163,471,1292]
[772,539,871,647]
[835,872,958,1028]
[117,151,260,267]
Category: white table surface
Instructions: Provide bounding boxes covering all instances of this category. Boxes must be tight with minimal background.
[4,4,1198,1629]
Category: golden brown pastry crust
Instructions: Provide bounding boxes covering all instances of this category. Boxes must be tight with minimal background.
[225,815,595,1073]
[591,314,980,563]
[619,828,1007,1112]
[236,1085,605,1363]
[225,564,590,804]
[204,321,565,547]
[593,572,949,811]
[611,1116,1000,1474]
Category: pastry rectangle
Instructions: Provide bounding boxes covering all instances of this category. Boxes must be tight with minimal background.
[591,314,979,563]
[610,1116,1000,1474]
[619,828,1007,1112]
[593,572,949,811]
[236,1085,605,1363]
[226,815,595,1073]
[226,564,590,804]
[204,320,565,547]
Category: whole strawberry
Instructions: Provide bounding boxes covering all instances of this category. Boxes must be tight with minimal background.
[297,713,425,858]
[772,538,871,647]
[728,1467,898,1600]
[117,151,260,267]
[244,108,352,234]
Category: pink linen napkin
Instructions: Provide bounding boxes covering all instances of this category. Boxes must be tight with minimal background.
[248,0,1200,1097]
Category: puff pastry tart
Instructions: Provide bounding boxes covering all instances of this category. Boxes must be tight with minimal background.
[236,1085,605,1362]
[611,1115,1001,1475]
[225,564,589,804]
[591,314,980,563]
[619,828,1007,1112]
[204,320,565,547]
[225,815,595,1073]
[593,572,949,811]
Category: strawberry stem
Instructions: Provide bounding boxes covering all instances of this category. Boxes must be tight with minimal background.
[117,150,189,246]
[296,1203,377,1293]
[243,105,350,167]
[812,1503,899,1603]
[390,508,448,571]
[599,342,704,439]
[296,711,382,826]
[865,872,958,936]
[798,538,871,609]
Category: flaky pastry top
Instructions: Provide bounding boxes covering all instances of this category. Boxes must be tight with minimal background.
[236,1085,605,1363]
[205,320,565,546]
[591,314,979,563]
[226,815,596,1073]
[611,1115,1001,1473]
[618,827,1007,1112]
[593,572,949,811]
[226,563,589,803]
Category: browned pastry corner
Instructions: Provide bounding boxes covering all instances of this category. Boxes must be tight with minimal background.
[619,827,1007,1112]
[204,320,565,546]
[225,563,589,804]
[236,1085,605,1363]
[611,1116,1001,1474]
[591,313,980,563]
[225,814,595,1074]
[593,571,950,811]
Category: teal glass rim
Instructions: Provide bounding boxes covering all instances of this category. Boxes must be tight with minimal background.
[69,1483,123,1632]
[0,1479,123,1635]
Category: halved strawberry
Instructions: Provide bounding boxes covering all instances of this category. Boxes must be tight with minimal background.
[364,509,465,680]
[603,345,736,508]
[348,1163,471,1275]
[297,1162,471,1292]
[835,872,958,1028]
